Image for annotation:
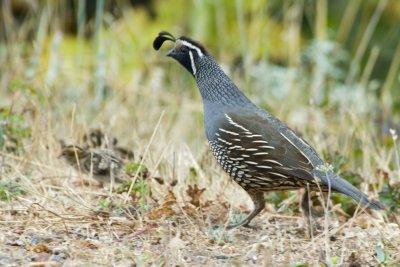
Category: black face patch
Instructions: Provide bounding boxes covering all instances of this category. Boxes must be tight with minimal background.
[153,31,176,50]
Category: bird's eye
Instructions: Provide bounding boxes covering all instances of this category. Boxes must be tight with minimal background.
[180,46,189,53]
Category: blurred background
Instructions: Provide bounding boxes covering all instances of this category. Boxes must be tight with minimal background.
[0,0,399,214]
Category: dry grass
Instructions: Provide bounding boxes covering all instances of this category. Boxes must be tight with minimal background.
[1,1,400,266]
[0,160,398,266]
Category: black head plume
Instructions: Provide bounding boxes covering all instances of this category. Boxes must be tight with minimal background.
[153,31,176,50]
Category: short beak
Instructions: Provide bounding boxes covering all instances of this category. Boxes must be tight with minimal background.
[166,48,175,57]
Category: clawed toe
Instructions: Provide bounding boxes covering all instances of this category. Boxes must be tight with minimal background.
[226,220,246,230]
[226,222,259,230]
[226,223,239,230]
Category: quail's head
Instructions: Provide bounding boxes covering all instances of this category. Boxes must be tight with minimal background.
[153,31,208,76]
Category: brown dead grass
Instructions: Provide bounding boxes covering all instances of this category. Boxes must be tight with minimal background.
[0,148,399,266]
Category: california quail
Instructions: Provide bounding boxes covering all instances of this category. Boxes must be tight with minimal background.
[153,31,383,229]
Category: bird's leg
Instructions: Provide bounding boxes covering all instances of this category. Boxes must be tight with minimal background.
[301,186,313,237]
[227,191,265,229]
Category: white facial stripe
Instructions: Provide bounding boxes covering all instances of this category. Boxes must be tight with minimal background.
[179,40,204,57]
[189,51,196,75]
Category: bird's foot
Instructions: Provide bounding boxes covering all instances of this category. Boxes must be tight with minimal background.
[226,223,259,230]
[226,219,260,230]
[226,221,244,230]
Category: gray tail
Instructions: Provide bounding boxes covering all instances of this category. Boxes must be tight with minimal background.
[317,171,383,210]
